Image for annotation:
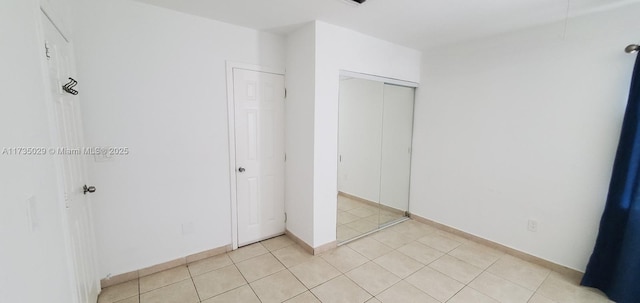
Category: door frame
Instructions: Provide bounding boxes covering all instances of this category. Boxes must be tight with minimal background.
[36,4,100,302]
[225,61,285,250]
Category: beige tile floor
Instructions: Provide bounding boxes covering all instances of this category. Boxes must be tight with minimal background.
[337,195,405,242]
[98,220,614,303]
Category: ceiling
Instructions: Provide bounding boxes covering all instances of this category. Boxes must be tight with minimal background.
[133,0,640,50]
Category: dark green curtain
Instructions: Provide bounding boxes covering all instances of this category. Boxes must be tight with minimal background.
[581,53,640,303]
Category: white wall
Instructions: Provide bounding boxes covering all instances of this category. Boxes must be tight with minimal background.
[284,22,316,246]
[0,0,75,302]
[72,0,285,278]
[338,78,384,203]
[313,21,421,246]
[411,4,640,271]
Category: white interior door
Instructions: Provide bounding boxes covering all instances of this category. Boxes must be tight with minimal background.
[234,68,285,246]
[42,13,99,303]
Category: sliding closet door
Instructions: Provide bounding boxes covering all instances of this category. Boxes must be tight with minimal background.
[336,73,417,243]
[338,78,384,202]
[379,84,415,225]
[337,78,384,242]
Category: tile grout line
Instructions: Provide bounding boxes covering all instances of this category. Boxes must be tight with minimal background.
[336,242,397,298]
[284,267,311,301]
[233,233,519,303]
[137,269,193,295]
[375,224,492,303]
[233,244,266,303]
[360,232,434,301]
[283,245,352,301]
[188,267,202,303]
[456,250,511,302]
[233,242,315,302]
[389,234,440,301]
[270,249,310,301]
[190,245,266,302]
[457,249,552,302]
[526,270,554,303]
[220,239,322,302]
[350,255,422,302]
[434,251,483,303]
[105,222,591,303]
[340,271,375,301]
[370,233,451,302]
[137,275,140,303]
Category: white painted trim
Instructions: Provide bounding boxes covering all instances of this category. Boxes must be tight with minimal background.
[227,61,285,76]
[40,0,71,42]
[225,61,285,250]
[340,70,419,88]
[225,63,238,251]
[35,6,84,303]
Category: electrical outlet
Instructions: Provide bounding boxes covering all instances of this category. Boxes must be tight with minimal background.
[527,219,538,232]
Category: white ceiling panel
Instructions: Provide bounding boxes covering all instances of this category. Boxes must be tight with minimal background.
[133,0,640,50]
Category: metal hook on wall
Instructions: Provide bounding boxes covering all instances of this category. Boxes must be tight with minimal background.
[62,77,79,95]
[625,44,640,54]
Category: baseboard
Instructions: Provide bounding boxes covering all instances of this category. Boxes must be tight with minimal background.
[100,244,232,289]
[338,191,405,215]
[314,240,338,255]
[285,229,337,255]
[409,213,583,280]
[285,229,314,254]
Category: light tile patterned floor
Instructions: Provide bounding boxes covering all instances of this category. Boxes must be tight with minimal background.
[336,195,405,242]
[98,220,614,303]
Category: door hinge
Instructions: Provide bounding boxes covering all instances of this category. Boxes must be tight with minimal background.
[284,212,287,223]
[284,153,287,162]
[44,42,51,60]
[284,88,287,99]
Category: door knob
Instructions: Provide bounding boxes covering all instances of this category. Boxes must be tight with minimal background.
[83,185,96,195]
[238,167,246,173]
